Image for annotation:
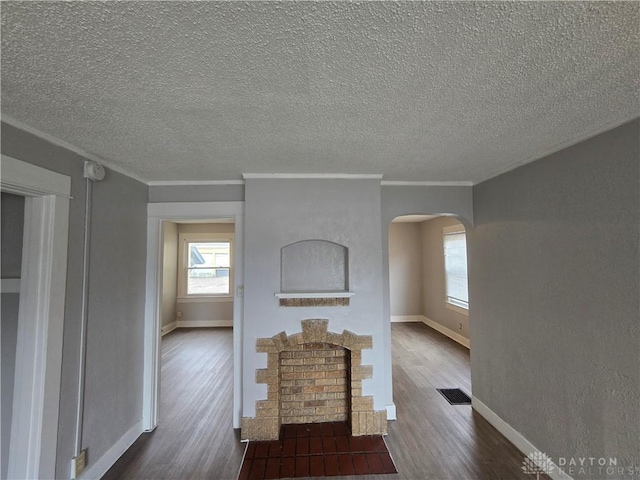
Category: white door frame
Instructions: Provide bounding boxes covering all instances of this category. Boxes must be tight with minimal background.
[143,202,244,431]
[1,154,70,479]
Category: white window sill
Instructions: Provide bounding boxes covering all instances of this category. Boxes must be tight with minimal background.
[177,296,234,303]
[446,302,469,316]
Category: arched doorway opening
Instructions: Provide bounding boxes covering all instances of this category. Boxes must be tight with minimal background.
[385,213,475,474]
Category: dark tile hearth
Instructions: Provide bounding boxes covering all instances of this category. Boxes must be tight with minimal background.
[237,421,397,479]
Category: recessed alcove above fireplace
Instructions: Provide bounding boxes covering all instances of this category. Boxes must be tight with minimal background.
[277,240,353,306]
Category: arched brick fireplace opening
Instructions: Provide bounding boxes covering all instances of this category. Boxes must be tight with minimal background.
[241,319,387,441]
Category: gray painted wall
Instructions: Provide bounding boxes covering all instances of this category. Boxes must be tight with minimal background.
[420,217,469,338]
[1,122,148,478]
[380,185,473,410]
[176,301,234,324]
[243,178,385,415]
[148,184,244,203]
[1,193,25,278]
[1,294,19,480]
[162,221,178,328]
[1,192,24,480]
[388,222,423,316]
[469,119,639,473]
[281,240,348,292]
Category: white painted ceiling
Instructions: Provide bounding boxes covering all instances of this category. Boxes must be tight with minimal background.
[2,2,638,184]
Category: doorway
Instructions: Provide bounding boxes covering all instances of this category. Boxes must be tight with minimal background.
[1,155,71,479]
[388,214,470,346]
[143,201,244,433]
[161,220,236,335]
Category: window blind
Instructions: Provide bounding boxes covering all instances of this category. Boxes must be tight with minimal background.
[443,231,469,309]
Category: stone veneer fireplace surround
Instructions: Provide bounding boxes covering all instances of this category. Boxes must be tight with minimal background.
[241,319,387,441]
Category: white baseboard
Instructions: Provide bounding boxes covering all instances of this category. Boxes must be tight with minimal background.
[421,316,470,349]
[78,419,143,480]
[472,397,572,480]
[161,321,177,336]
[390,315,423,323]
[177,320,233,328]
[385,403,397,420]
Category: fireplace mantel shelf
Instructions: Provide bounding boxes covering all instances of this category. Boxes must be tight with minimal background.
[274,292,354,299]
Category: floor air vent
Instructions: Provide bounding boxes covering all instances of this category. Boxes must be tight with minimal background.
[437,388,471,405]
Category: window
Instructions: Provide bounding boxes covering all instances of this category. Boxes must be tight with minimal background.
[443,225,469,312]
[178,233,234,298]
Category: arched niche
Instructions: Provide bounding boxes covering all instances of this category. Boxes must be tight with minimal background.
[281,240,348,292]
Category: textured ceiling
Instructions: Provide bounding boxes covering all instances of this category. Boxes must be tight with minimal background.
[2,1,638,183]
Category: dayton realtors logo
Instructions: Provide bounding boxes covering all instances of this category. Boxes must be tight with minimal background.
[522,453,640,478]
[557,457,639,477]
[522,452,554,479]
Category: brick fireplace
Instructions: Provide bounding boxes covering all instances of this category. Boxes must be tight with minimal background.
[280,343,349,425]
[241,319,387,440]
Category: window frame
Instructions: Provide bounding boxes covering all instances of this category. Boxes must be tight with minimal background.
[442,224,469,316]
[177,232,234,301]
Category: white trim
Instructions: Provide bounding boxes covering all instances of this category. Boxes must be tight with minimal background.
[176,320,233,328]
[390,315,423,323]
[385,404,397,421]
[442,224,466,235]
[472,397,573,480]
[275,291,354,299]
[445,302,469,316]
[2,156,70,480]
[422,316,470,349]
[381,181,473,186]
[176,296,234,303]
[1,278,21,293]
[144,202,244,431]
[143,217,162,432]
[77,420,144,480]
[472,114,639,186]
[1,116,148,185]
[242,173,383,180]
[161,322,178,336]
[148,180,245,186]
[2,154,71,197]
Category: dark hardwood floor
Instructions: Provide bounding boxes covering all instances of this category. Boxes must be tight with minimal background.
[103,328,244,480]
[103,324,537,479]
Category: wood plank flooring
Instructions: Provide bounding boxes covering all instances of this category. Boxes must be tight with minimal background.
[103,323,539,479]
[103,328,244,480]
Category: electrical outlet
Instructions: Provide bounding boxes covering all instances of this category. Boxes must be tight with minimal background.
[176,311,182,318]
[71,449,87,479]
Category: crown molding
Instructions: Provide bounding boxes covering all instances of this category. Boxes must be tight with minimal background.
[1,114,149,185]
[472,114,640,185]
[147,180,245,186]
[242,173,384,180]
[381,181,473,186]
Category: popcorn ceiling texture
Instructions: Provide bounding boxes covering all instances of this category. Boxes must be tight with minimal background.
[1,2,638,183]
